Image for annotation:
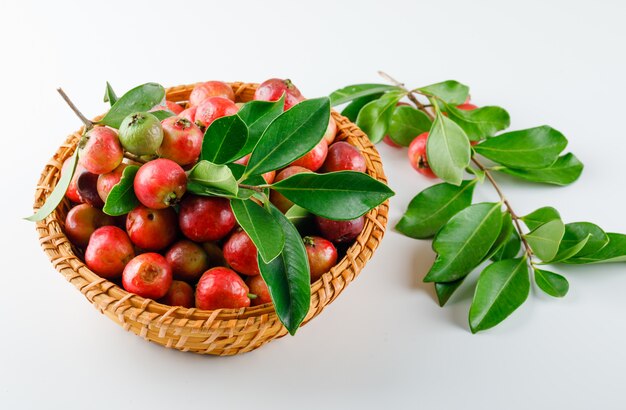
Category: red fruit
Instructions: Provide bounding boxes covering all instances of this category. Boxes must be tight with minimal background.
[254,78,304,110]
[270,166,311,213]
[151,101,184,115]
[233,154,275,183]
[64,203,116,248]
[79,127,123,175]
[165,240,210,282]
[157,117,203,166]
[202,241,228,268]
[195,267,250,310]
[457,103,478,111]
[134,159,187,209]
[233,154,250,165]
[408,132,437,178]
[62,158,86,203]
[159,280,194,308]
[189,81,235,106]
[122,253,173,299]
[382,135,402,148]
[223,230,259,276]
[179,106,197,123]
[323,117,337,145]
[85,226,135,279]
[290,140,328,171]
[304,236,338,282]
[126,205,178,251]
[315,216,365,245]
[179,195,236,242]
[77,171,104,208]
[195,97,238,128]
[321,141,367,173]
[97,163,128,203]
[246,275,272,306]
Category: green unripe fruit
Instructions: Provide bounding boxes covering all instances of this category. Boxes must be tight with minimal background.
[118,112,164,156]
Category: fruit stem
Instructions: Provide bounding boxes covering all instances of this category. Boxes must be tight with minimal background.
[238,183,267,193]
[247,293,258,299]
[472,157,535,262]
[57,88,94,130]
[123,152,147,164]
[377,71,435,120]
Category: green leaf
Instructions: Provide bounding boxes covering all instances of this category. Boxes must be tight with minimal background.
[469,258,530,333]
[424,202,504,283]
[551,234,590,262]
[271,171,394,220]
[236,96,285,155]
[561,233,626,264]
[103,81,118,107]
[99,83,165,128]
[284,205,311,228]
[524,219,565,262]
[25,150,79,222]
[483,212,514,261]
[426,112,471,186]
[396,180,476,239]
[329,83,401,106]
[497,153,584,186]
[534,268,569,297]
[491,229,522,262]
[245,97,330,177]
[150,110,175,121]
[186,161,238,196]
[257,204,311,335]
[230,199,285,263]
[417,80,469,105]
[558,222,609,258]
[200,114,248,164]
[341,93,384,122]
[435,278,466,307]
[444,104,510,141]
[474,126,567,169]
[388,105,432,146]
[521,207,561,231]
[102,165,140,216]
[356,91,404,143]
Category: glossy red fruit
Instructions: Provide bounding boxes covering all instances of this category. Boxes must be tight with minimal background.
[408,132,437,178]
[304,236,338,282]
[246,275,272,306]
[179,107,197,123]
[195,267,250,310]
[202,242,228,268]
[159,280,194,308]
[290,140,328,171]
[382,135,402,148]
[62,158,86,203]
[323,117,337,145]
[254,78,304,110]
[151,101,185,115]
[134,159,187,209]
[270,166,311,213]
[79,127,124,175]
[179,195,236,242]
[85,226,135,279]
[122,253,173,299]
[223,230,259,276]
[321,141,367,173]
[315,216,365,245]
[77,171,104,208]
[126,205,178,251]
[157,117,203,166]
[457,103,478,111]
[189,81,235,106]
[195,97,238,129]
[97,163,128,203]
[165,240,210,282]
[64,203,116,248]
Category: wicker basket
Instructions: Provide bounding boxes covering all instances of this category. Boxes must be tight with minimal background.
[33,82,389,356]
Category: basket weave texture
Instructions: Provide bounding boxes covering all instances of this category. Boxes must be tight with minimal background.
[34,82,389,355]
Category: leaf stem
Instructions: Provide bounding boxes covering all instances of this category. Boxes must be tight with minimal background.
[377,71,435,120]
[57,88,94,130]
[238,183,266,193]
[472,157,535,261]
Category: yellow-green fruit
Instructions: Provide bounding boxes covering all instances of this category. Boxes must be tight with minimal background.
[118,112,163,155]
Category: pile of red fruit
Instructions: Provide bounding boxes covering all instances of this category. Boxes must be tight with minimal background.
[384,101,478,177]
[62,79,369,311]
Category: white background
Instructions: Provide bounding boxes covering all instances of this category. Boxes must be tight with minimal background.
[1,1,625,409]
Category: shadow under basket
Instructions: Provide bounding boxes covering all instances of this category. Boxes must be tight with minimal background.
[34,82,389,356]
